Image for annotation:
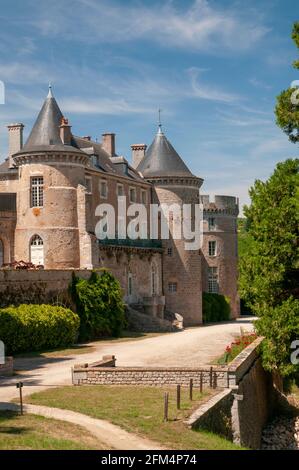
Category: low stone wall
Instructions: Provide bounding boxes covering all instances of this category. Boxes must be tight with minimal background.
[0,356,13,376]
[186,388,233,440]
[72,358,229,387]
[0,269,91,307]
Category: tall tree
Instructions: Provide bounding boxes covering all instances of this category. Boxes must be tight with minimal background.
[275,22,299,142]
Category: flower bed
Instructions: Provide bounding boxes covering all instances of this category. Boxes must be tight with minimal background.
[217,332,258,364]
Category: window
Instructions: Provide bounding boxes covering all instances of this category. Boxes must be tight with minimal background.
[208,267,219,293]
[117,184,124,197]
[99,180,108,199]
[208,240,217,256]
[31,176,43,207]
[0,239,3,267]
[30,235,44,266]
[91,155,98,167]
[85,177,92,194]
[129,187,137,203]
[208,217,216,231]
[168,282,177,293]
[141,189,147,205]
[167,247,173,256]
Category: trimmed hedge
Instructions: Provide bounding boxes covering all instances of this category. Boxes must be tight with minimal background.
[202,293,231,323]
[0,304,80,354]
[70,269,126,341]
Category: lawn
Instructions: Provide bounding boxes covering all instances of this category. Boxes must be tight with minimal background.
[25,385,243,450]
[0,411,108,450]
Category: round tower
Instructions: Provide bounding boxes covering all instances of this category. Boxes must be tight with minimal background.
[200,195,240,318]
[12,87,89,268]
[137,125,204,325]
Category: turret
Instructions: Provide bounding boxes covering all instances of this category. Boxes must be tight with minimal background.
[137,124,204,325]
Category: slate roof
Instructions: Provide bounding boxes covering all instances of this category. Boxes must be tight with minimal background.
[18,87,83,154]
[136,126,194,178]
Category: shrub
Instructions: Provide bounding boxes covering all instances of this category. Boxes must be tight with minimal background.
[70,269,126,341]
[255,298,299,378]
[0,304,80,355]
[202,293,231,323]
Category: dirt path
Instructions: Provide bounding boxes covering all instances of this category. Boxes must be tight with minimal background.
[0,402,162,450]
[0,318,254,403]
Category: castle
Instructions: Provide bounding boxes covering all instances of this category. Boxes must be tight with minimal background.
[0,87,239,325]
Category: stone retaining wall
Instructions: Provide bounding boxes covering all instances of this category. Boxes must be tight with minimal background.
[0,356,13,376]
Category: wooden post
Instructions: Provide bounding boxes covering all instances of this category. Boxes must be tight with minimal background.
[213,372,217,389]
[164,392,169,422]
[200,372,203,393]
[176,384,181,410]
[189,378,193,401]
[16,382,23,415]
[210,366,213,388]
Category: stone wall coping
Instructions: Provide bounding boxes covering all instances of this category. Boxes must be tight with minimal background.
[73,365,227,372]
[185,388,233,428]
[228,337,264,384]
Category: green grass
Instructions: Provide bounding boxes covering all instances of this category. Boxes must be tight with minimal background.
[0,411,108,450]
[25,385,243,450]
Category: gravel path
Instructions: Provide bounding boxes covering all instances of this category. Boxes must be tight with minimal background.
[0,318,254,404]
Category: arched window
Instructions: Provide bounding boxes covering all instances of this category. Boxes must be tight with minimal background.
[0,239,4,267]
[30,235,44,266]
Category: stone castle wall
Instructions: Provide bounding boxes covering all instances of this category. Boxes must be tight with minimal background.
[201,195,240,318]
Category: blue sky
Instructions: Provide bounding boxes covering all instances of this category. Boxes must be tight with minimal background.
[0,0,298,213]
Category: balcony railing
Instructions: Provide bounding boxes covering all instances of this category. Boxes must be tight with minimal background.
[98,238,162,250]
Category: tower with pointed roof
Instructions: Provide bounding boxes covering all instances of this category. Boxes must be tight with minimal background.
[137,125,204,325]
[12,86,90,269]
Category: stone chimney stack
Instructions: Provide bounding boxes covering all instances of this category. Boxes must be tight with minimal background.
[7,123,24,168]
[102,133,115,157]
[131,144,147,169]
[59,117,72,145]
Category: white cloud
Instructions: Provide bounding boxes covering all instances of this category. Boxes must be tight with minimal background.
[30,0,269,52]
[188,67,239,103]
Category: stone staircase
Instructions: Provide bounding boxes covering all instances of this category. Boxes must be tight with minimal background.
[125,305,182,333]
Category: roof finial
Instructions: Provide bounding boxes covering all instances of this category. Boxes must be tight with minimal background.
[47,82,53,98]
[158,108,163,134]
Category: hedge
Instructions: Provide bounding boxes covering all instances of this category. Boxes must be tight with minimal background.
[202,293,231,323]
[70,269,126,341]
[0,304,80,354]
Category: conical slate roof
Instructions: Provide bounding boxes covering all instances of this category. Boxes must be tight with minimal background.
[21,87,81,153]
[136,126,193,178]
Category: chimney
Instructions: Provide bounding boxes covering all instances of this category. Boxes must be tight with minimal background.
[59,117,72,145]
[131,144,147,169]
[7,123,24,168]
[82,136,91,141]
[102,133,115,157]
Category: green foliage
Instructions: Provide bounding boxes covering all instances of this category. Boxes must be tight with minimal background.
[218,332,258,365]
[255,298,299,378]
[275,22,299,142]
[239,159,299,311]
[238,217,255,259]
[0,304,80,355]
[202,292,231,323]
[70,269,126,341]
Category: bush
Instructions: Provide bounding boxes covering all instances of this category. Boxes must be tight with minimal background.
[70,269,126,341]
[202,293,231,323]
[0,304,80,355]
[255,298,299,378]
